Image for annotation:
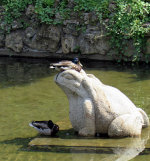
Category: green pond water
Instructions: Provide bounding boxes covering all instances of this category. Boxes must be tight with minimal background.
[0,57,150,161]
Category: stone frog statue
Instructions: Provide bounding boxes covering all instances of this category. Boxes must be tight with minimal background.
[54,69,149,137]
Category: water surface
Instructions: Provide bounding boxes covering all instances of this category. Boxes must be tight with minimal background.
[0,57,150,161]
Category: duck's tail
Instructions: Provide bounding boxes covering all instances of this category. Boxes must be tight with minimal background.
[29,122,35,128]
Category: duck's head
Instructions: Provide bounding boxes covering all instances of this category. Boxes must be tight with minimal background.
[72,57,83,67]
[48,120,54,129]
[48,120,59,136]
[51,124,59,136]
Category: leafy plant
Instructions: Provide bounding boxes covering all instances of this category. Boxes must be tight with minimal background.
[107,0,150,62]
[34,0,55,24]
[35,0,70,24]
[0,0,7,5]
[0,0,150,62]
[2,0,32,27]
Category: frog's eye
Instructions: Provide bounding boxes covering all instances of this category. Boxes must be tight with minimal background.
[64,74,75,80]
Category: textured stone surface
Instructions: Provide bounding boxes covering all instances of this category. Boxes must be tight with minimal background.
[0,33,4,47]
[55,69,149,137]
[123,40,136,57]
[5,31,23,52]
[24,25,61,52]
[83,13,91,25]
[79,27,110,55]
[25,27,36,38]
[61,35,77,54]
[25,5,35,17]
[63,20,79,25]
[63,23,78,36]
[11,21,23,30]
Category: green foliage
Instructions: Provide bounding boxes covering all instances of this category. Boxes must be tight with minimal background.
[74,0,101,11]
[74,0,109,19]
[34,0,55,24]
[73,0,150,62]
[0,0,150,62]
[0,0,7,5]
[1,0,70,27]
[34,0,70,24]
[107,0,150,62]
[2,0,32,27]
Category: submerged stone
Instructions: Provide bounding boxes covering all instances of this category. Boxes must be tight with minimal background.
[29,128,150,161]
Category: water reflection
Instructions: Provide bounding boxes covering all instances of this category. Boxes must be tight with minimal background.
[70,128,150,161]
[1,58,150,88]
[84,60,150,82]
[25,127,150,161]
[0,57,53,88]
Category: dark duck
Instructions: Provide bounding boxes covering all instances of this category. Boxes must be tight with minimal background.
[50,58,83,72]
[29,120,59,136]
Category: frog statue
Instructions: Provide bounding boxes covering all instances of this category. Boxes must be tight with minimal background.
[54,69,149,137]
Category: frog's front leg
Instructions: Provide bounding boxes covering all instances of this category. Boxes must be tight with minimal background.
[78,99,95,136]
[108,114,143,137]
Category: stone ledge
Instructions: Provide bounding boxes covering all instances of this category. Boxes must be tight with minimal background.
[0,49,114,61]
[0,49,150,62]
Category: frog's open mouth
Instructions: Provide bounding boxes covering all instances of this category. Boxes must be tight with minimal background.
[55,72,60,82]
[55,70,65,82]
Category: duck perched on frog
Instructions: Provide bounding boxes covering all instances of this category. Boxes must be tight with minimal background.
[50,58,83,72]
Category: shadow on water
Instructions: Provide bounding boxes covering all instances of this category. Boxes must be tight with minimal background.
[0,57,57,88]
[0,57,150,89]
[0,137,116,154]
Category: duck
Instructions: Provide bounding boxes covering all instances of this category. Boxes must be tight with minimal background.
[49,58,83,72]
[29,120,59,136]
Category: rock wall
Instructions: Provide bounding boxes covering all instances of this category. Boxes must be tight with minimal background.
[0,4,150,60]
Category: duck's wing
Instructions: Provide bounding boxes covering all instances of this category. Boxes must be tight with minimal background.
[50,61,76,71]
[38,128,52,135]
[50,60,82,72]
[50,61,73,67]
[29,121,49,129]
[29,122,52,135]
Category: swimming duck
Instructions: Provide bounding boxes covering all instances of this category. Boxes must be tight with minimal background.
[29,120,59,136]
[50,58,83,72]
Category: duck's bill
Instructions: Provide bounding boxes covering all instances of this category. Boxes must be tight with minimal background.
[49,66,55,69]
[79,61,83,67]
